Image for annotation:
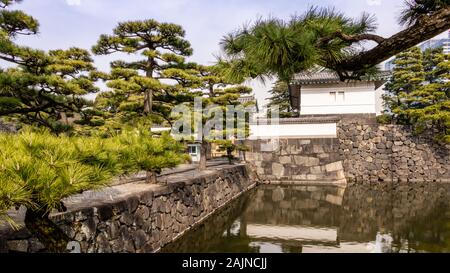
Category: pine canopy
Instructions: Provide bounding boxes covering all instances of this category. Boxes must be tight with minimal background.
[0,1,99,133]
[88,19,199,130]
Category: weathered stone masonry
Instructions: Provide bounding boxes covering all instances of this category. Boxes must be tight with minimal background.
[338,115,450,183]
[0,164,256,253]
[245,114,450,183]
[245,138,346,184]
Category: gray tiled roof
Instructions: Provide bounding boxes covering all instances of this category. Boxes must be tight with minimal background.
[292,70,391,85]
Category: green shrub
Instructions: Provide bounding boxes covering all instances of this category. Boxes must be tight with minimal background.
[377,114,393,124]
[0,127,188,227]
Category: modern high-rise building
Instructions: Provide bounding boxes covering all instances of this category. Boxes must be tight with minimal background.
[419,32,450,54]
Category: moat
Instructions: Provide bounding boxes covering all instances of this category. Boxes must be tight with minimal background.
[161,183,450,253]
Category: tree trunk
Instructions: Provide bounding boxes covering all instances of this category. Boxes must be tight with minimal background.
[206,142,212,160]
[146,171,157,184]
[333,7,450,75]
[144,58,154,114]
[144,89,153,114]
[227,147,233,165]
[198,141,207,171]
[24,209,70,253]
[209,85,215,97]
[240,150,247,163]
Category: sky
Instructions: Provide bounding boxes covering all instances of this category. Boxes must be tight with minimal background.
[7,0,449,107]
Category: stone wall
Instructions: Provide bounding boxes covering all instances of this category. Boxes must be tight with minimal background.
[338,115,450,182]
[245,138,346,185]
[245,114,449,184]
[161,188,253,253]
[0,164,256,253]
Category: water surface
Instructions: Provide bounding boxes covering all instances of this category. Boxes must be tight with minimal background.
[161,183,450,253]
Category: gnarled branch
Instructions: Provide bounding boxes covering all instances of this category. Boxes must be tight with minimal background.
[318,31,385,46]
[333,6,450,74]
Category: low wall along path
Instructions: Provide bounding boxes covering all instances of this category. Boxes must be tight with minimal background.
[1,164,257,253]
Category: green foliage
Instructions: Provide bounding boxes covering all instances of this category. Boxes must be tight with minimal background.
[400,0,450,26]
[0,1,99,132]
[198,66,254,142]
[215,140,236,163]
[266,81,298,118]
[383,47,450,143]
[86,19,198,132]
[0,129,113,222]
[0,0,38,36]
[376,114,393,124]
[220,7,379,82]
[112,127,189,175]
[0,127,188,225]
[383,47,425,123]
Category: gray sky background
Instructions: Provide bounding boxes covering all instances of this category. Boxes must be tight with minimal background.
[8,0,449,107]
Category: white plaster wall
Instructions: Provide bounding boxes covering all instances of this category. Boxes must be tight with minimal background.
[300,83,377,115]
[375,83,386,116]
[249,123,337,139]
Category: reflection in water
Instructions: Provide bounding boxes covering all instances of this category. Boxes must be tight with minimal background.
[161,183,450,253]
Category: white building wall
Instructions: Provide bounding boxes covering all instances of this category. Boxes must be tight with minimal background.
[249,123,337,139]
[375,83,386,116]
[300,82,377,115]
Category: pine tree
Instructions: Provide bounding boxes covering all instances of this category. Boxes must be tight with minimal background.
[423,47,443,83]
[90,20,198,129]
[0,1,99,133]
[403,49,450,143]
[194,65,253,170]
[0,126,188,251]
[383,47,450,143]
[266,81,297,118]
[383,47,425,123]
[221,3,450,81]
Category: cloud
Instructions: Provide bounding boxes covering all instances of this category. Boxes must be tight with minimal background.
[66,0,81,6]
[367,0,381,6]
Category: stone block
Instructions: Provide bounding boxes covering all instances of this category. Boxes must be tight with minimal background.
[325,161,343,172]
[96,233,112,253]
[292,174,308,180]
[310,166,323,174]
[96,204,113,221]
[278,156,292,164]
[262,153,273,162]
[126,196,140,213]
[294,156,320,167]
[7,240,28,252]
[133,230,148,250]
[325,194,343,205]
[312,145,325,154]
[119,212,134,226]
[272,163,285,178]
[25,238,44,253]
[335,170,346,180]
[306,174,318,180]
[107,221,120,240]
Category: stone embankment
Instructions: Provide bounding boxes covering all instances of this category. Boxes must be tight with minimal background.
[246,138,346,185]
[338,115,450,183]
[0,164,257,253]
[246,114,450,184]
